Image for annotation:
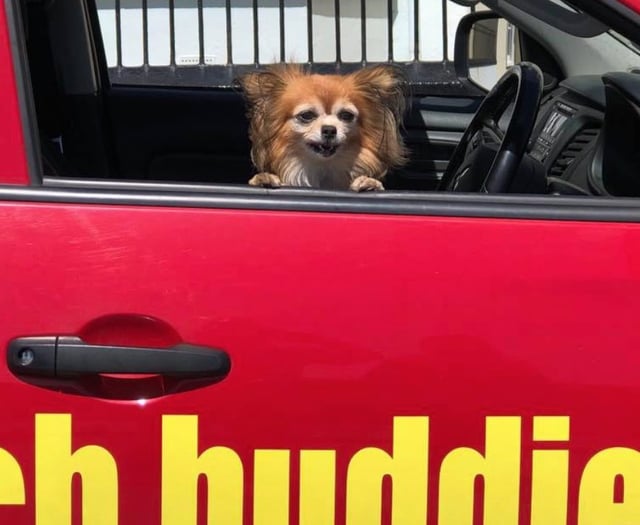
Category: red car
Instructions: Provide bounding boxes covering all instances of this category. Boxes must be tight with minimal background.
[2,0,640,523]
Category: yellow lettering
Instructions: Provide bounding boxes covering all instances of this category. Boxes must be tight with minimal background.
[0,448,25,505]
[299,450,336,525]
[438,416,521,525]
[35,413,118,525]
[161,415,243,525]
[530,417,570,525]
[346,416,429,525]
[254,450,290,525]
[579,447,640,525]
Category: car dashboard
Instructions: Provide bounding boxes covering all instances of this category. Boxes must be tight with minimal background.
[528,72,640,198]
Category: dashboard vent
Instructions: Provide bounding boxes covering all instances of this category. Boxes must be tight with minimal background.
[549,126,601,178]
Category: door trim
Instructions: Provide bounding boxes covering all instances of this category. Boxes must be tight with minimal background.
[0,179,638,223]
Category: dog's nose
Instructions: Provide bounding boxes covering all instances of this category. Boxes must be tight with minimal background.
[321,125,337,140]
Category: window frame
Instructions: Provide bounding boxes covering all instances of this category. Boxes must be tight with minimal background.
[4,0,39,185]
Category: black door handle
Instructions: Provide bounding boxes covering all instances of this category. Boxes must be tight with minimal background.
[7,336,231,379]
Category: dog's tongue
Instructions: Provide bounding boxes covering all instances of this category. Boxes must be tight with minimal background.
[310,142,337,157]
[320,144,337,156]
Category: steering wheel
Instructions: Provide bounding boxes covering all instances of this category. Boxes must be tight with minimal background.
[439,62,544,193]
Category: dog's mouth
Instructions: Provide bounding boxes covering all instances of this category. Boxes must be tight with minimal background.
[307,142,339,158]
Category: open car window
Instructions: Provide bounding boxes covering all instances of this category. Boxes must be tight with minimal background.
[11,0,640,203]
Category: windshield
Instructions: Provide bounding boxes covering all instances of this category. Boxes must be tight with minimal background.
[486,0,640,78]
[485,0,607,37]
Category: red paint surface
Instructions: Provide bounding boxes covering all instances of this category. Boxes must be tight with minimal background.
[0,202,640,523]
[0,3,30,185]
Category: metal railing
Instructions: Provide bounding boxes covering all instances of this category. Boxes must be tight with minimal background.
[97,0,475,92]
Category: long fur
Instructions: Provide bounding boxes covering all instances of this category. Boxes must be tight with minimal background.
[239,64,407,191]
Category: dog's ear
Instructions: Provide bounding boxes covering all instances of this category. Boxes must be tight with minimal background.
[239,64,304,107]
[238,70,284,106]
[350,64,407,121]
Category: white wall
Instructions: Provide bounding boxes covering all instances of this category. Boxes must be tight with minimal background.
[96,0,471,67]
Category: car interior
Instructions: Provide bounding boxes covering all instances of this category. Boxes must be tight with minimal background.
[14,0,640,197]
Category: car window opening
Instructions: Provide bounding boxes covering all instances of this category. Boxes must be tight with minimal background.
[17,0,640,198]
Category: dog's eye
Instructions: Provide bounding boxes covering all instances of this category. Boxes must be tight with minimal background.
[296,111,317,124]
[338,110,356,123]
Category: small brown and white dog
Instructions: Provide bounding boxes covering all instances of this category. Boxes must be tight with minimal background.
[239,64,407,191]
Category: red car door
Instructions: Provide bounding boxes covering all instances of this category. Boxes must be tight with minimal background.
[4,2,640,525]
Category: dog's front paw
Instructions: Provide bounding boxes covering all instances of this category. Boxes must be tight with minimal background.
[350,176,385,192]
[249,172,282,188]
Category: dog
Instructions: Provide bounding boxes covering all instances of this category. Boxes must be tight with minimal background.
[239,64,407,191]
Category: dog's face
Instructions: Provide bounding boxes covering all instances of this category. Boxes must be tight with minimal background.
[287,92,360,161]
[240,64,407,186]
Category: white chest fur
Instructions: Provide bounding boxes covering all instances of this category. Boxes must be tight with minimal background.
[279,156,352,190]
